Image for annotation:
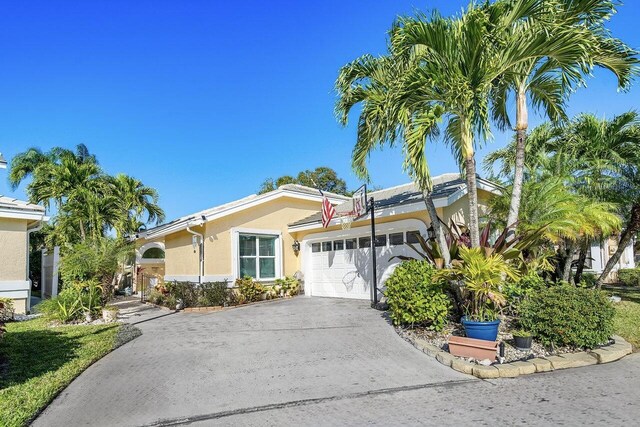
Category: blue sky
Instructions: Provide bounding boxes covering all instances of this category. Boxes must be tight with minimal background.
[1,1,638,223]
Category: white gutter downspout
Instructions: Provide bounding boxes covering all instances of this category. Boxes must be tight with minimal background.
[26,220,45,313]
[186,216,206,284]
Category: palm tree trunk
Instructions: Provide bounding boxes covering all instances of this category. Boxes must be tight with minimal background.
[422,190,450,265]
[561,241,576,283]
[79,221,86,241]
[506,89,528,239]
[464,157,480,247]
[461,120,480,247]
[597,204,640,287]
[573,238,590,285]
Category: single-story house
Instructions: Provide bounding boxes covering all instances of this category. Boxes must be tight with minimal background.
[0,196,48,314]
[135,173,502,300]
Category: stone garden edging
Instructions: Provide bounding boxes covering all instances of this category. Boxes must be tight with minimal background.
[406,334,633,379]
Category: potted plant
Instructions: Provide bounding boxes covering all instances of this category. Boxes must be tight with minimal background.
[436,246,519,341]
[102,305,119,322]
[512,329,533,351]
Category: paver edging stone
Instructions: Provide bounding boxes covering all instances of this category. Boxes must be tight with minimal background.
[404,331,632,379]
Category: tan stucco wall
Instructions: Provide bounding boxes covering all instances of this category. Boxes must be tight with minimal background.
[163,197,322,279]
[0,217,28,281]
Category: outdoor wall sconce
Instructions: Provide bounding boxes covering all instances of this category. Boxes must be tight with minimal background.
[292,240,301,254]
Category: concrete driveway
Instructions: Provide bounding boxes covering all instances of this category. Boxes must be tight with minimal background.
[34,297,469,426]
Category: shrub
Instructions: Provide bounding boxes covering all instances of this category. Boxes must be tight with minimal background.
[236,277,265,303]
[165,281,199,307]
[36,280,103,323]
[384,260,452,330]
[0,297,14,321]
[274,276,300,297]
[579,272,598,288]
[503,272,546,316]
[199,281,229,306]
[617,268,640,286]
[519,285,615,348]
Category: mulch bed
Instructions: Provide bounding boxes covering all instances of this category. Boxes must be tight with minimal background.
[396,316,585,364]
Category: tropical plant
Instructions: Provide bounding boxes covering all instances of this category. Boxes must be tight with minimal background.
[9,144,165,246]
[384,260,451,329]
[435,246,520,321]
[235,277,265,303]
[274,276,300,297]
[617,268,640,287]
[59,237,134,300]
[388,1,606,247]
[489,0,639,238]
[335,50,451,263]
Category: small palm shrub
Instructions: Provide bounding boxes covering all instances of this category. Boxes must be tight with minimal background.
[435,246,519,321]
[617,268,640,286]
[385,260,452,330]
[519,285,615,348]
[236,277,265,303]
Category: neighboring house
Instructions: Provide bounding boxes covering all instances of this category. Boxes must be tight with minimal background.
[0,196,48,314]
[585,236,635,283]
[135,174,500,300]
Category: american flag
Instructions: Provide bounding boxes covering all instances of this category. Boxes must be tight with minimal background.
[321,196,336,228]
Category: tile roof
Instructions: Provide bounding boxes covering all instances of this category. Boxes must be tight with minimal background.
[0,196,46,214]
[288,174,499,228]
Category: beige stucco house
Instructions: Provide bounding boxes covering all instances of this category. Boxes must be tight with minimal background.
[136,174,501,300]
[0,196,48,314]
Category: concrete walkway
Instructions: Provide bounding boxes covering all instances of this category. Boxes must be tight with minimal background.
[34,297,468,426]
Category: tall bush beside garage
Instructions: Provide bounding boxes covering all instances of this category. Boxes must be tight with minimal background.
[385,260,451,330]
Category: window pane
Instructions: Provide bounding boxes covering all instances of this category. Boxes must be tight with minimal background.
[240,258,256,278]
[311,243,321,253]
[333,240,344,250]
[259,236,276,256]
[239,235,256,256]
[359,237,371,248]
[345,238,357,249]
[259,258,275,278]
[406,231,421,244]
[375,235,387,247]
[389,232,404,246]
[322,241,332,252]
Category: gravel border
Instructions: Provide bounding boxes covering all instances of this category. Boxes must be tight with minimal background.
[113,323,142,349]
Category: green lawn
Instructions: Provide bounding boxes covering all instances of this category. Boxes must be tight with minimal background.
[0,318,121,427]
[606,286,640,350]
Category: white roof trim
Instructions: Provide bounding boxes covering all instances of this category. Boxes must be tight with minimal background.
[141,187,346,239]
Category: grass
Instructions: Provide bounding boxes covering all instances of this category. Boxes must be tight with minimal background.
[0,318,121,427]
[605,285,640,350]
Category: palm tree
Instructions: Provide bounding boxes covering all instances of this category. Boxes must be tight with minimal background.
[111,174,165,238]
[389,1,598,247]
[335,53,451,263]
[490,0,638,237]
[486,112,640,284]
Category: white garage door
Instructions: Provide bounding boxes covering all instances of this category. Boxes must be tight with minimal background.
[303,219,428,300]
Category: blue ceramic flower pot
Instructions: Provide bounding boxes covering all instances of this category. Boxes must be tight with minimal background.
[461,316,500,341]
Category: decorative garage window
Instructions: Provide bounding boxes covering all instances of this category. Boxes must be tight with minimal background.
[358,236,371,248]
[406,230,421,244]
[333,240,344,250]
[311,243,321,253]
[374,235,387,247]
[345,238,357,249]
[322,241,333,252]
[389,232,404,246]
[239,234,278,279]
